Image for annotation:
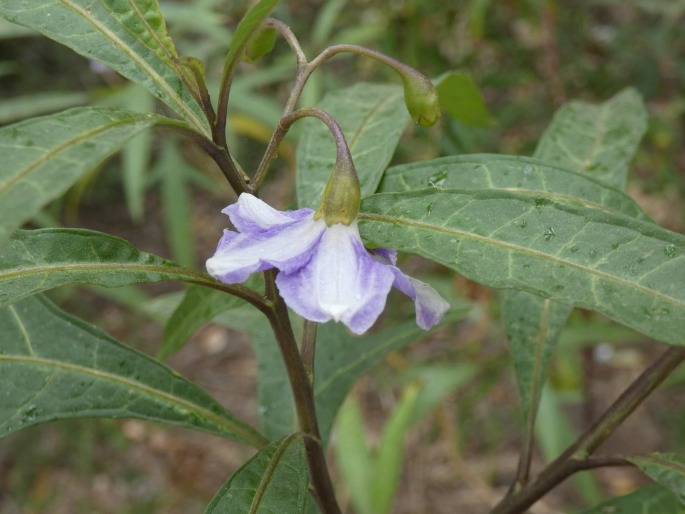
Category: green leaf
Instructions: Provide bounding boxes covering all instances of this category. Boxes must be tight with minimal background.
[213,306,292,440]
[533,88,647,190]
[0,228,217,309]
[296,83,411,208]
[204,433,308,514]
[157,141,195,266]
[314,311,468,443]
[120,85,155,223]
[502,293,571,426]
[359,189,685,347]
[500,89,648,434]
[221,0,280,75]
[219,306,468,442]
[371,383,421,514]
[628,453,685,502]
[435,71,491,127]
[536,387,602,503]
[158,285,246,361]
[578,484,684,514]
[0,108,159,248]
[0,0,209,135]
[334,398,374,514]
[0,295,266,447]
[378,154,651,222]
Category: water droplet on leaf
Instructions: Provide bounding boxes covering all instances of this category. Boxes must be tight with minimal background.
[543,227,556,241]
[427,171,447,188]
[664,244,677,257]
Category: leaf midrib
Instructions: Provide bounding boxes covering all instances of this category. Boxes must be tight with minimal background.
[59,0,208,135]
[0,114,152,196]
[0,261,197,282]
[0,351,262,446]
[359,212,684,310]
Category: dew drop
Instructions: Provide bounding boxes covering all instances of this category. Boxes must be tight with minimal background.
[552,284,564,292]
[570,245,579,253]
[519,220,528,228]
[664,244,677,257]
[426,203,433,214]
[534,197,545,211]
[22,405,39,423]
[590,249,599,258]
[523,165,533,176]
[611,241,619,249]
[543,227,556,241]
[427,171,447,188]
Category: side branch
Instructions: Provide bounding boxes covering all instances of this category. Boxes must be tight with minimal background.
[491,345,685,514]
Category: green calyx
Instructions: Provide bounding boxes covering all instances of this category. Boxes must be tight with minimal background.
[402,73,441,127]
[314,153,361,226]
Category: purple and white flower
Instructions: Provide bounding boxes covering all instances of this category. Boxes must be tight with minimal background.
[206,193,449,334]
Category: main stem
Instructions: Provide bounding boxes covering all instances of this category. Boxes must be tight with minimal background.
[491,345,685,514]
[264,271,342,514]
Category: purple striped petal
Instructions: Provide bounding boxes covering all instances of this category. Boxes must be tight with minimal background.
[225,193,314,236]
[276,222,395,334]
[206,215,326,283]
[387,267,450,329]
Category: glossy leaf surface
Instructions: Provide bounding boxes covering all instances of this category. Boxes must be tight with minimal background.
[0,229,214,309]
[378,154,650,222]
[629,453,685,502]
[360,189,685,346]
[205,434,308,514]
[0,108,158,248]
[297,83,410,208]
[435,71,491,127]
[579,484,684,513]
[0,0,209,135]
[534,88,647,190]
[0,295,266,447]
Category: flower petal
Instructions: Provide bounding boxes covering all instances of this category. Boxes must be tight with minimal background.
[225,193,313,236]
[206,216,326,283]
[387,267,450,329]
[276,222,395,334]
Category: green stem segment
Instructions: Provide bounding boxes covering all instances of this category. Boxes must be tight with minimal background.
[491,345,685,514]
[264,271,342,514]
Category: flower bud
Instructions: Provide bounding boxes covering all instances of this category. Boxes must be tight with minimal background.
[243,27,278,63]
[401,73,441,127]
[314,152,360,226]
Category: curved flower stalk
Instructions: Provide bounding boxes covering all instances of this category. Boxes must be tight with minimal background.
[206,193,450,334]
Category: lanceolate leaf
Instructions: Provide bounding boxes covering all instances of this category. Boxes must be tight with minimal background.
[0,295,266,447]
[498,90,648,429]
[0,108,159,248]
[534,88,647,190]
[579,484,684,514]
[0,229,221,309]
[297,83,411,208]
[360,189,685,347]
[378,154,651,222]
[0,1,209,135]
[205,434,308,514]
[501,292,571,424]
[628,453,685,502]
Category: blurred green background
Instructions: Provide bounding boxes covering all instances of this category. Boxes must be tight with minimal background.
[0,1,683,512]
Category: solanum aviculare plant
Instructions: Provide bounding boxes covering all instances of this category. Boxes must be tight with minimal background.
[0,1,684,514]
